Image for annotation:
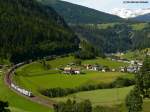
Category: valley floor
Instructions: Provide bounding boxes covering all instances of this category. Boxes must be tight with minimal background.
[1,56,149,112]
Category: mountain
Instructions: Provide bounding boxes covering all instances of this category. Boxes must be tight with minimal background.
[0,0,79,63]
[38,0,123,24]
[132,13,150,22]
[71,24,132,53]
[71,23,150,53]
[111,8,150,18]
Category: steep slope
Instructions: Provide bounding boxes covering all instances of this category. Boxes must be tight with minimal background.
[132,13,150,22]
[71,24,132,53]
[38,0,123,24]
[71,23,150,53]
[0,0,79,63]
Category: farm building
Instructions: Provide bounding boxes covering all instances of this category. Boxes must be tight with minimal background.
[91,65,102,71]
[120,67,126,72]
[64,67,72,74]
[85,64,103,71]
[102,66,110,72]
[85,64,92,70]
[120,62,142,73]
[63,67,81,74]
[111,69,116,72]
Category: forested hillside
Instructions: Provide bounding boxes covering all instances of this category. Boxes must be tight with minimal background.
[38,0,123,24]
[132,13,150,22]
[71,23,150,53]
[0,0,79,63]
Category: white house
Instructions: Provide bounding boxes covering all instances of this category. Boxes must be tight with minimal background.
[74,70,80,74]
[102,69,106,72]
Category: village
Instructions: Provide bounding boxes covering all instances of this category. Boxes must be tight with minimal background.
[62,57,143,75]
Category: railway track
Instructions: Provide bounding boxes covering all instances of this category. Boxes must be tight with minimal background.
[4,62,56,109]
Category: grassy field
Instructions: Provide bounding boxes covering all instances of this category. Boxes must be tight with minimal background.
[14,65,134,95]
[88,23,149,31]
[0,58,10,65]
[116,48,150,60]
[52,86,133,106]
[11,56,138,112]
[52,87,150,112]
[0,72,52,112]
[13,56,133,96]
[82,57,128,68]
[10,55,150,112]
[143,99,150,112]
[47,56,75,68]
[40,56,127,69]
[96,23,119,29]
[130,23,149,31]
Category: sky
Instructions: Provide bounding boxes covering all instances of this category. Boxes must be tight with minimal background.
[61,0,150,13]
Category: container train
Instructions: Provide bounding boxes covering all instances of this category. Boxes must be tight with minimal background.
[11,83,33,97]
[6,61,33,97]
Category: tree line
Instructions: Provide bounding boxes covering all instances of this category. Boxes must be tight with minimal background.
[53,99,122,112]
[40,77,135,98]
[126,56,150,112]
[53,99,92,112]
[0,101,10,112]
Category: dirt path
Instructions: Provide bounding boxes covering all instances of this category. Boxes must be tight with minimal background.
[4,66,56,109]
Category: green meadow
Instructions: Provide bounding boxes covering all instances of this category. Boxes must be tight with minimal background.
[130,23,149,31]
[82,57,128,68]
[52,86,133,106]
[18,56,128,70]
[14,70,133,94]
[2,56,149,112]
[116,48,150,60]
[52,86,150,112]
[143,99,150,112]
[89,23,149,31]
[14,56,133,95]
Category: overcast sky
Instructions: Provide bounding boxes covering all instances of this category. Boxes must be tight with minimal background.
[61,0,150,13]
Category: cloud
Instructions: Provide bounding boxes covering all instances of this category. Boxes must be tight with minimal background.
[61,0,150,13]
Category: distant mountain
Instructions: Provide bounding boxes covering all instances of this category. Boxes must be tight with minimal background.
[71,23,150,53]
[111,8,150,18]
[38,0,123,24]
[0,0,79,63]
[132,13,150,22]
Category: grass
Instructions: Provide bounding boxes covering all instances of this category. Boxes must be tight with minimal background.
[0,72,53,112]
[131,23,149,31]
[82,57,128,68]
[0,58,10,65]
[13,56,133,96]
[117,48,150,60]
[97,23,119,29]
[143,99,150,112]
[47,56,75,68]
[52,86,133,106]
[46,56,128,69]
[82,23,149,31]
[14,59,134,96]
[12,56,135,111]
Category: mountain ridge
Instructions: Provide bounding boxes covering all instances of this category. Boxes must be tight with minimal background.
[38,0,124,24]
[132,13,150,22]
